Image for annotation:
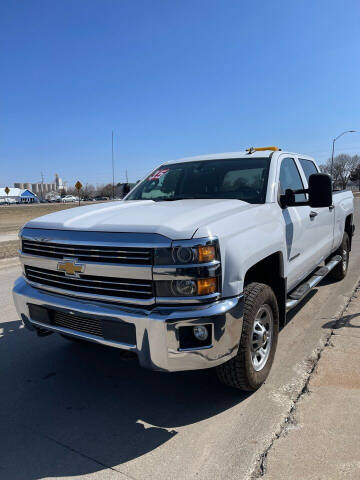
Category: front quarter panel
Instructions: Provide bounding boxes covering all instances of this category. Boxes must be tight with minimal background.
[194,204,285,297]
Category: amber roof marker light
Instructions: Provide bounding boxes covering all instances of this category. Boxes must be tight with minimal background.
[246,146,281,154]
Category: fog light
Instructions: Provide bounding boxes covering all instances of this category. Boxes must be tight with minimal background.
[193,325,209,341]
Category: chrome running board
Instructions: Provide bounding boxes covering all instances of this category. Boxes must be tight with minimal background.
[286,255,342,311]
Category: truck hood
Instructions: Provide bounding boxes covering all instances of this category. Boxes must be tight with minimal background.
[25,199,257,240]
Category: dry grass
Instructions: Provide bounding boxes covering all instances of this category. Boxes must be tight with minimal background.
[0,202,93,234]
[0,202,94,258]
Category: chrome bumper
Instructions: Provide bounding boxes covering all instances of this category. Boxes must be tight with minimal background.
[13,277,244,372]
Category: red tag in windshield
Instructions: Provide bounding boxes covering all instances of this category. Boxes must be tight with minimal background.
[148,169,169,181]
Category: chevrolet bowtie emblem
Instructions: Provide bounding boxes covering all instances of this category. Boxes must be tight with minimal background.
[57,259,85,277]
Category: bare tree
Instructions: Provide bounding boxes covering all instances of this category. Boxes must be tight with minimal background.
[320,154,359,190]
[350,155,360,191]
[66,186,78,196]
[82,183,96,199]
[99,183,113,198]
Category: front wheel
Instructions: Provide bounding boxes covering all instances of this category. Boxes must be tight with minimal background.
[217,282,279,391]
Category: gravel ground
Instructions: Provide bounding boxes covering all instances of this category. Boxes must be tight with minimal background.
[0,240,19,259]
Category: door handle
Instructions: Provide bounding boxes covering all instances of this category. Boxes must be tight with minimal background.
[329,205,335,211]
[309,211,318,218]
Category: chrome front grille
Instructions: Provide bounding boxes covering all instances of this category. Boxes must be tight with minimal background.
[25,266,154,300]
[22,239,152,265]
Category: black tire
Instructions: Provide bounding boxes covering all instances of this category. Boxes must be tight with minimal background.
[329,232,350,281]
[216,282,279,391]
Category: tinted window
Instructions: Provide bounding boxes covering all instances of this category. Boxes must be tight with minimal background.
[279,158,306,202]
[299,158,318,183]
[127,158,271,204]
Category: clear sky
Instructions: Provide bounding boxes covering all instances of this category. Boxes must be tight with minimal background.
[1,0,360,187]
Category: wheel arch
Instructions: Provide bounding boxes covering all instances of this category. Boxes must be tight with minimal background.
[244,252,286,327]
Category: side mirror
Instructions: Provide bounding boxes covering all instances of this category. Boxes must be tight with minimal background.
[280,173,332,209]
[308,173,332,208]
[280,189,296,208]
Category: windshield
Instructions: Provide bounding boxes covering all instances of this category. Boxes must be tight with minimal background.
[126,158,270,204]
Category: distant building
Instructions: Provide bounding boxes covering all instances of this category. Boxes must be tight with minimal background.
[14,173,66,198]
[0,187,39,204]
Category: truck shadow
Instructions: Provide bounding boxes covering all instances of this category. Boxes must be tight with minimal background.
[322,311,360,330]
[1,319,248,479]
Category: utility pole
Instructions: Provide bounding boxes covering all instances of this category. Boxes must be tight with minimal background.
[112,130,115,199]
[126,169,128,183]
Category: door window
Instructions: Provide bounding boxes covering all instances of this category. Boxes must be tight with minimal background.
[299,158,318,183]
[279,158,306,202]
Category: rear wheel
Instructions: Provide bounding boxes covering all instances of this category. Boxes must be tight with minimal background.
[329,232,350,281]
[216,282,279,391]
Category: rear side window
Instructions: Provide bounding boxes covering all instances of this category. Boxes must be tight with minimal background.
[299,159,318,183]
[279,157,306,202]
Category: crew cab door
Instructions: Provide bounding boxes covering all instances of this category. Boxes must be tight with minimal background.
[278,156,325,290]
[298,157,334,255]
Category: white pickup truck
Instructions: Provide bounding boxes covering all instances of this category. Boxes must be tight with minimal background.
[13,147,354,390]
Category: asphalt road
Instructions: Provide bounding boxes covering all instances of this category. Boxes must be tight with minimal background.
[1,200,359,480]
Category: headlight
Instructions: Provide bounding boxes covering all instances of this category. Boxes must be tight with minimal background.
[173,246,194,264]
[171,279,197,296]
[197,278,217,295]
[153,238,220,301]
[172,245,216,264]
[155,241,218,265]
[198,245,216,263]
[156,277,217,297]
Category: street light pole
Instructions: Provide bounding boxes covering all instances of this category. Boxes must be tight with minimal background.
[330,130,356,177]
[112,130,115,200]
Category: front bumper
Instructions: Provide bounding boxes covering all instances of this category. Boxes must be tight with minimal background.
[13,277,244,372]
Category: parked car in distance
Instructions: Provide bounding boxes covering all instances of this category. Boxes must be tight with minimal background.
[0,197,17,205]
[46,195,61,203]
[61,195,77,203]
[13,146,354,391]
[94,196,110,201]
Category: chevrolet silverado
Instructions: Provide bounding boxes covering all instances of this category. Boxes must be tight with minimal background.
[13,147,354,390]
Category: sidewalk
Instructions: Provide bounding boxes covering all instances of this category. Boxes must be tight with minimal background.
[262,285,360,479]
